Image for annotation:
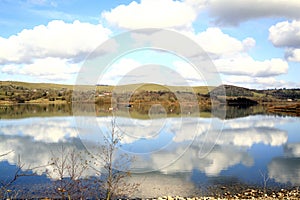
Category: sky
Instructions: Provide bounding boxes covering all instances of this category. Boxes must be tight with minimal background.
[0,0,300,89]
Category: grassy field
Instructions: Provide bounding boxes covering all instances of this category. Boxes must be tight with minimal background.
[97,83,214,94]
[0,80,74,90]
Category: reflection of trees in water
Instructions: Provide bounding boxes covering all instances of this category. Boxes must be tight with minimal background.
[116,103,211,117]
[0,104,72,119]
[213,105,268,119]
[0,103,289,120]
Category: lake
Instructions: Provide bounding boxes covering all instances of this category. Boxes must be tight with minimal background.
[0,104,300,198]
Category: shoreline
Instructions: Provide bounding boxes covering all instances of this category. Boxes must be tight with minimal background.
[7,183,300,199]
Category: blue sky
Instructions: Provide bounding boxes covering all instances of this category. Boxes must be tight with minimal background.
[0,0,300,89]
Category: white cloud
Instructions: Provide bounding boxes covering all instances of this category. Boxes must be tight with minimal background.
[0,20,111,64]
[204,0,300,26]
[269,20,300,48]
[102,0,197,30]
[92,115,289,149]
[0,20,113,82]
[2,57,80,81]
[285,48,300,62]
[169,118,210,143]
[284,143,300,157]
[0,118,78,143]
[195,28,255,56]
[269,20,300,62]
[149,145,253,176]
[215,54,288,77]
[201,116,289,147]
[216,127,287,147]
[0,135,97,179]
[268,157,300,186]
[225,115,294,129]
[180,28,289,87]
[221,75,290,89]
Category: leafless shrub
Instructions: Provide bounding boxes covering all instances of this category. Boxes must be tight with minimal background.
[90,117,140,200]
[48,145,91,199]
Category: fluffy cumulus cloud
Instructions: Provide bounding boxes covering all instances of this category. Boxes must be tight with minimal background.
[269,20,300,62]
[208,54,290,88]
[204,0,300,26]
[0,20,111,64]
[102,0,197,30]
[0,20,111,82]
[269,20,300,48]
[195,28,255,56]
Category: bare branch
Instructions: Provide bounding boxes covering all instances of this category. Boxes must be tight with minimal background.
[0,150,13,158]
[90,117,139,200]
[0,153,49,199]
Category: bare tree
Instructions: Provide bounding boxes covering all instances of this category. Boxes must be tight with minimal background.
[49,145,90,199]
[90,117,139,200]
[259,169,270,194]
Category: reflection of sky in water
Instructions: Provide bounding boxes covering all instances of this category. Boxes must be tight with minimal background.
[0,115,300,187]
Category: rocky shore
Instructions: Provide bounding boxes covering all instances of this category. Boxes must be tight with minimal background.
[150,188,300,200]
[128,174,300,200]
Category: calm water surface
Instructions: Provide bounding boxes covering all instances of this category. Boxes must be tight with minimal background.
[0,104,299,196]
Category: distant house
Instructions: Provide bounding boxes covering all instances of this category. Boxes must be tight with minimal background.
[98,92,111,96]
[287,99,293,102]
